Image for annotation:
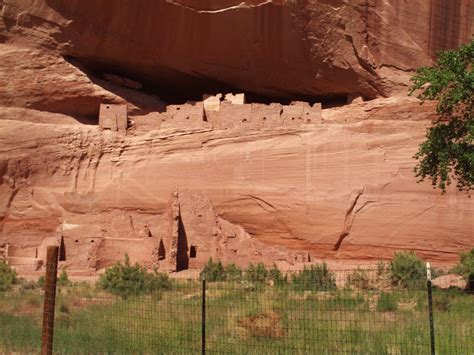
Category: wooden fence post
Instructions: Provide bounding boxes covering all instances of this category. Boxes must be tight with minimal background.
[41,246,59,355]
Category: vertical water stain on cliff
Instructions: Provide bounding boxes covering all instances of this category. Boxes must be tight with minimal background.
[428,0,463,57]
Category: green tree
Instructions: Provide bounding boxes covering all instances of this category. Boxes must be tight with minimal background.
[409,40,473,192]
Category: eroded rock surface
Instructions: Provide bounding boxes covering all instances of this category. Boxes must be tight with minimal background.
[0,97,472,272]
[1,0,472,101]
[0,0,472,273]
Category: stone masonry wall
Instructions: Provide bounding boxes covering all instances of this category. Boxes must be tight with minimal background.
[131,94,322,132]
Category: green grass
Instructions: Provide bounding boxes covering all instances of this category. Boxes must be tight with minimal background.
[0,282,472,354]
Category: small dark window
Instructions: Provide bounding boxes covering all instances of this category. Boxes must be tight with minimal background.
[190,246,197,258]
[75,239,79,243]
[90,240,95,243]
[106,105,110,109]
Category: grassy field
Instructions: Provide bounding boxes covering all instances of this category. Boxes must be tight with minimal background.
[0,280,472,354]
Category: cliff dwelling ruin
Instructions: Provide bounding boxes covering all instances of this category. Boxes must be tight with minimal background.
[0,0,472,278]
[106,92,323,135]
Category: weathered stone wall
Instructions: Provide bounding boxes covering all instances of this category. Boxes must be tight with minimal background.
[132,95,322,132]
[99,104,128,134]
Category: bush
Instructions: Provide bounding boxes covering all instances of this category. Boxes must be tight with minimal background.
[268,264,288,287]
[347,268,371,290]
[291,263,336,291]
[100,254,171,299]
[377,261,387,276]
[245,263,268,284]
[58,270,70,287]
[224,263,242,281]
[452,248,474,290]
[200,258,225,282]
[59,302,70,314]
[434,293,451,312]
[37,276,45,288]
[390,251,426,288]
[0,260,16,292]
[377,292,398,312]
[144,269,172,291]
[20,279,38,291]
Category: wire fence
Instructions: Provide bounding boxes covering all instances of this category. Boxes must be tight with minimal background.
[0,257,473,354]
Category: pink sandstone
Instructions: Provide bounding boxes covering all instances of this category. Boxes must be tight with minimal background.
[0,0,472,274]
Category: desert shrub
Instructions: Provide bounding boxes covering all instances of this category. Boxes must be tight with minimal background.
[347,268,371,289]
[0,260,17,292]
[200,258,225,282]
[268,264,288,287]
[100,254,171,299]
[377,261,387,276]
[245,263,268,284]
[291,263,336,291]
[433,293,451,312]
[20,279,38,291]
[59,302,70,314]
[37,276,45,288]
[26,294,42,307]
[224,263,242,281]
[377,292,398,312]
[452,248,474,291]
[144,269,172,291]
[390,251,426,288]
[58,270,70,287]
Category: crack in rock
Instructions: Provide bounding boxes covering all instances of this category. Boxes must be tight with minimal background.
[166,0,280,14]
[333,186,371,251]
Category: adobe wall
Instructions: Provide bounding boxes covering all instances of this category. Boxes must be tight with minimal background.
[99,104,128,134]
[130,93,322,132]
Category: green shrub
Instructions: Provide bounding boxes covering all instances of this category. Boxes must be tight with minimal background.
[20,279,38,291]
[390,251,426,288]
[245,263,268,284]
[377,292,398,312]
[347,268,371,289]
[37,276,45,288]
[452,248,474,290]
[144,269,172,291]
[59,302,70,314]
[434,293,451,312]
[268,264,288,287]
[224,263,242,281]
[291,263,336,291]
[100,254,171,299]
[26,294,41,307]
[200,258,225,282]
[58,270,70,287]
[0,260,17,292]
[377,261,387,276]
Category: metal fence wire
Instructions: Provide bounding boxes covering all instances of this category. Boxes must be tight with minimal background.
[0,258,473,354]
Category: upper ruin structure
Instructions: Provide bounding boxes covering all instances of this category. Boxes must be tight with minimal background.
[131,93,322,133]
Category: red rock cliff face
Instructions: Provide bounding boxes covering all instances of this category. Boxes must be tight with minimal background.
[1,0,472,100]
[0,0,472,272]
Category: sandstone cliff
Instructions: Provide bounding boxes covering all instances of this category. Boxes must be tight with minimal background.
[1,0,472,104]
[0,0,472,273]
